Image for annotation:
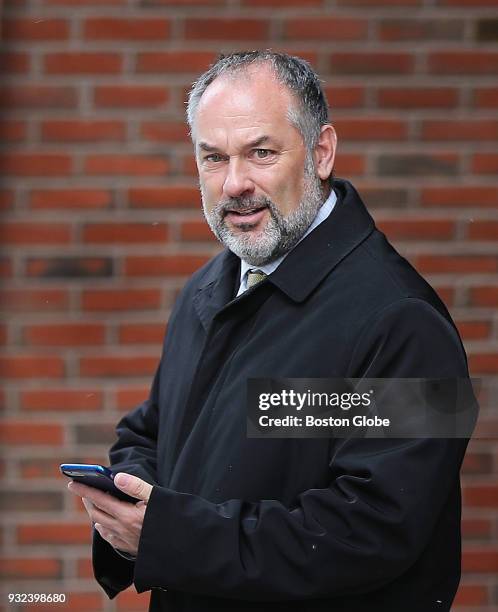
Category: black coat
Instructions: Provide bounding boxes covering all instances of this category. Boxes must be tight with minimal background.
[93,179,471,611]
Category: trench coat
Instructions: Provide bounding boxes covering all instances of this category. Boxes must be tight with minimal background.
[93,179,472,611]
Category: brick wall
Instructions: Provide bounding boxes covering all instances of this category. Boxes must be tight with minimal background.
[0,0,497,610]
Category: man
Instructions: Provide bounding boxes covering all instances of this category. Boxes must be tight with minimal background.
[69,51,472,611]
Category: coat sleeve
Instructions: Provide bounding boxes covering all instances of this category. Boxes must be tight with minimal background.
[132,298,473,601]
[92,365,161,598]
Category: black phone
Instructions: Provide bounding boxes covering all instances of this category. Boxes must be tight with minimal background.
[60,463,138,503]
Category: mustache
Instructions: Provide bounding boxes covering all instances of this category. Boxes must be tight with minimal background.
[215,196,273,214]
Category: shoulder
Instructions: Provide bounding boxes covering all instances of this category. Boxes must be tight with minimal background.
[347,297,469,378]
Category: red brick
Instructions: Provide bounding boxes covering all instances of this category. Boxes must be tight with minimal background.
[453,585,488,607]
[0,289,68,313]
[139,0,225,3]
[85,155,169,176]
[468,353,498,374]
[334,154,365,176]
[378,88,458,109]
[1,259,13,276]
[464,484,498,507]
[84,18,170,40]
[0,120,26,142]
[30,189,111,210]
[46,0,125,4]
[26,257,112,279]
[472,153,498,175]
[141,121,189,143]
[0,423,64,445]
[17,523,89,545]
[461,518,493,538]
[124,255,210,277]
[243,0,321,5]
[469,287,498,307]
[44,53,122,75]
[0,223,71,245]
[421,186,498,208]
[456,320,491,341]
[474,87,498,108]
[336,0,421,4]
[82,223,168,244]
[79,355,158,377]
[24,323,106,347]
[336,118,407,141]
[3,18,69,41]
[136,51,216,73]
[0,52,30,74]
[0,356,64,379]
[415,255,497,274]
[181,221,215,241]
[77,558,93,578]
[0,85,76,109]
[0,153,71,176]
[429,51,498,75]
[462,450,494,474]
[0,558,61,579]
[94,86,169,108]
[468,220,498,240]
[42,120,125,142]
[462,550,498,573]
[115,387,150,411]
[82,288,161,312]
[0,325,7,346]
[21,389,103,411]
[324,86,365,109]
[119,323,166,345]
[0,190,14,211]
[377,219,455,240]
[378,153,458,177]
[182,155,199,176]
[378,19,463,42]
[441,0,498,5]
[184,19,268,40]
[421,120,498,141]
[128,186,200,209]
[284,18,367,41]
[330,52,414,75]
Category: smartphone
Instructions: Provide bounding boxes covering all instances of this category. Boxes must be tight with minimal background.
[60,463,138,503]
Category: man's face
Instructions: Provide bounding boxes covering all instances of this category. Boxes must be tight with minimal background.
[193,66,324,266]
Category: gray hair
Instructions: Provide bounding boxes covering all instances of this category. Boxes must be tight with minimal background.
[186,51,330,154]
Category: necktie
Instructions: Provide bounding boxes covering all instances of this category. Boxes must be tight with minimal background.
[246,269,267,289]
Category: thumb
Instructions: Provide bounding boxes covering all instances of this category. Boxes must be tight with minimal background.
[114,473,153,502]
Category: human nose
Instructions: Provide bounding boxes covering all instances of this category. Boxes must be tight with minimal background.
[222,157,255,198]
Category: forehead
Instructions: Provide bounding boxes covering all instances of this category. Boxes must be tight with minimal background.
[194,66,300,146]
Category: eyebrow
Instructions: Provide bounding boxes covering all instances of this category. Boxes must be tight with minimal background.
[197,135,274,153]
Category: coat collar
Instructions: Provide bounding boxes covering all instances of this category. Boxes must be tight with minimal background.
[194,179,375,328]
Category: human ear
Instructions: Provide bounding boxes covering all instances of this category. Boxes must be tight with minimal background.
[313,124,337,181]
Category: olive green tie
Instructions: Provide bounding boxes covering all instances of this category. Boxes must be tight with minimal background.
[246,269,267,289]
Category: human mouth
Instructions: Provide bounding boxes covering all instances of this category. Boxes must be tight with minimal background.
[224,206,268,227]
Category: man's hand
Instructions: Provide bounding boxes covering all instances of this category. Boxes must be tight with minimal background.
[68,473,153,556]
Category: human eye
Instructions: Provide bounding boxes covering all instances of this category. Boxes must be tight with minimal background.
[252,148,276,160]
[204,153,225,163]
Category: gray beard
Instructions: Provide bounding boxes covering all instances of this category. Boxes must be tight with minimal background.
[201,170,325,267]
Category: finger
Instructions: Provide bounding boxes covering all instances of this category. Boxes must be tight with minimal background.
[68,481,127,517]
[86,504,121,533]
[114,473,153,502]
[94,523,131,552]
